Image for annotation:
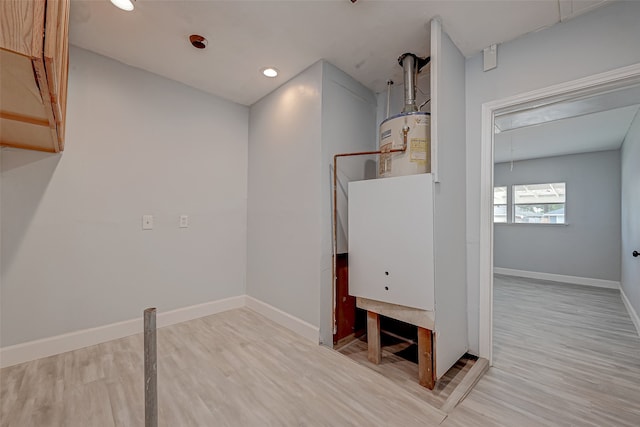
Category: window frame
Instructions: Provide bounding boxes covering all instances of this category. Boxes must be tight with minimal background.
[493,186,508,224]
[493,182,567,225]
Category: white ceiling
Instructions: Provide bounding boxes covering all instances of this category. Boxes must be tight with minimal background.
[69,0,611,106]
[494,104,640,163]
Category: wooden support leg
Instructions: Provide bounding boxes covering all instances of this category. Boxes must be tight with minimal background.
[367,311,381,364]
[418,327,435,390]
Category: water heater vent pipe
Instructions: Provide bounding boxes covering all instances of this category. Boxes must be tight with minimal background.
[398,53,430,113]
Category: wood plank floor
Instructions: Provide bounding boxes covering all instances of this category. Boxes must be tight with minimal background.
[2,276,639,426]
[443,275,640,426]
[0,308,447,426]
[338,335,478,411]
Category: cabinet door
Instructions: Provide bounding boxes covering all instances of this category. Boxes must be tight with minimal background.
[0,0,45,58]
[44,0,70,147]
[348,174,435,311]
[0,0,66,153]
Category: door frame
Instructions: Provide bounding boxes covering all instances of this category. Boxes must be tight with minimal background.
[478,62,640,363]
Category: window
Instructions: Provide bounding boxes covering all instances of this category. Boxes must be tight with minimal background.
[493,186,507,223]
[513,182,566,224]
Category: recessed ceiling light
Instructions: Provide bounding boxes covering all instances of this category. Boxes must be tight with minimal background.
[261,67,279,78]
[110,0,134,11]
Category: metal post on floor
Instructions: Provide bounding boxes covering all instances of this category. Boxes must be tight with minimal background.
[144,307,158,427]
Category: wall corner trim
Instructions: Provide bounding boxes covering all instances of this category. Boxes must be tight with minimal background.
[0,296,246,369]
[245,296,320,344]
[621,287,640,337]
[493,268,620,289]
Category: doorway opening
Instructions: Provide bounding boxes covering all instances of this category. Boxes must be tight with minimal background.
[478,63,640,362]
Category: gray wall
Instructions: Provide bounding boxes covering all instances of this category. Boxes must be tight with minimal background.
[247,60,378,344]
[1,47,249,347]
[621,111,640,323]
[494,150,621,281]
[465,1,640,354]
[247,62,323,331]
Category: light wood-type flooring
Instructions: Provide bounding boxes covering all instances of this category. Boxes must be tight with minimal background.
[2,275,640,426]
[0,308,448,426]
[444,275,640,426]
[338,334,479,411]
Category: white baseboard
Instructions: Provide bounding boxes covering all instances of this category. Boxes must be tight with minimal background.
[0,296,245,369]
[621,287,640,337]
[155,296,245,328]
[494,267,620,290]
[245,296,319,344]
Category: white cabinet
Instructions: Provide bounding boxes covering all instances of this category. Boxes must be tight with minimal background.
[348,174,435,311]
[345,18,469,383]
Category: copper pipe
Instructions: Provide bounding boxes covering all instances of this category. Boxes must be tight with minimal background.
[331,130,408,340]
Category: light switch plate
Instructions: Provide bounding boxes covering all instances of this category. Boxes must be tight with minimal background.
[179,215,189,228]
[142,215,153,230]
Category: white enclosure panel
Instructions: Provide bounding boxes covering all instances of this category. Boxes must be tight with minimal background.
[432,20,469,379]
[348,174,434,311]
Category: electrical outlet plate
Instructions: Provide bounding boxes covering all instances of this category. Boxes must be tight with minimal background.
[142,215,153,230]
[179,215,189,228]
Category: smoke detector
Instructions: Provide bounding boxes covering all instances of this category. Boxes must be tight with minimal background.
[189,35,208,50]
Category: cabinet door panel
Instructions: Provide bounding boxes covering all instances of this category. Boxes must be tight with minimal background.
[348,174,435,311]
[0,118,57,152]
[0,0,45,57]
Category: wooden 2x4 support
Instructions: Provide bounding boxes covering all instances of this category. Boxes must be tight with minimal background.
[366,310,435,390]
[417,327,435,389]
[366,311,382,364]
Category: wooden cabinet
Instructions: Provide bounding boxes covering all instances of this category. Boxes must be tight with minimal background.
[1,0,70,152]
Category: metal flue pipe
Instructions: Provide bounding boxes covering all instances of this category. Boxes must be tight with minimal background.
[398,53,430,114]
[400,53,418,113]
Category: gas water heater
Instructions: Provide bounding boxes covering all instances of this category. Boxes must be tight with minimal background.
[378,53,431,178]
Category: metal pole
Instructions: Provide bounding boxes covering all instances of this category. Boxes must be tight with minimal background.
[400,54,418,113]
[386,79,394,119]
[144,308,158,427]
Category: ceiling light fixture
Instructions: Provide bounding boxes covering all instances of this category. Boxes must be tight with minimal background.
[261,67,279,78]
[110,0,134,12]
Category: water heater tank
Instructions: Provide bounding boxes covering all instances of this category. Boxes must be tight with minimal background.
[378,112,430,178]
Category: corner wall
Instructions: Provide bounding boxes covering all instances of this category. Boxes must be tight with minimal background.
[465,1,640,354]
[247,61,377,345]
[621,110,640,331]
[246,62,324,333]
[320,62,378,345]
[0,47,249,347]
